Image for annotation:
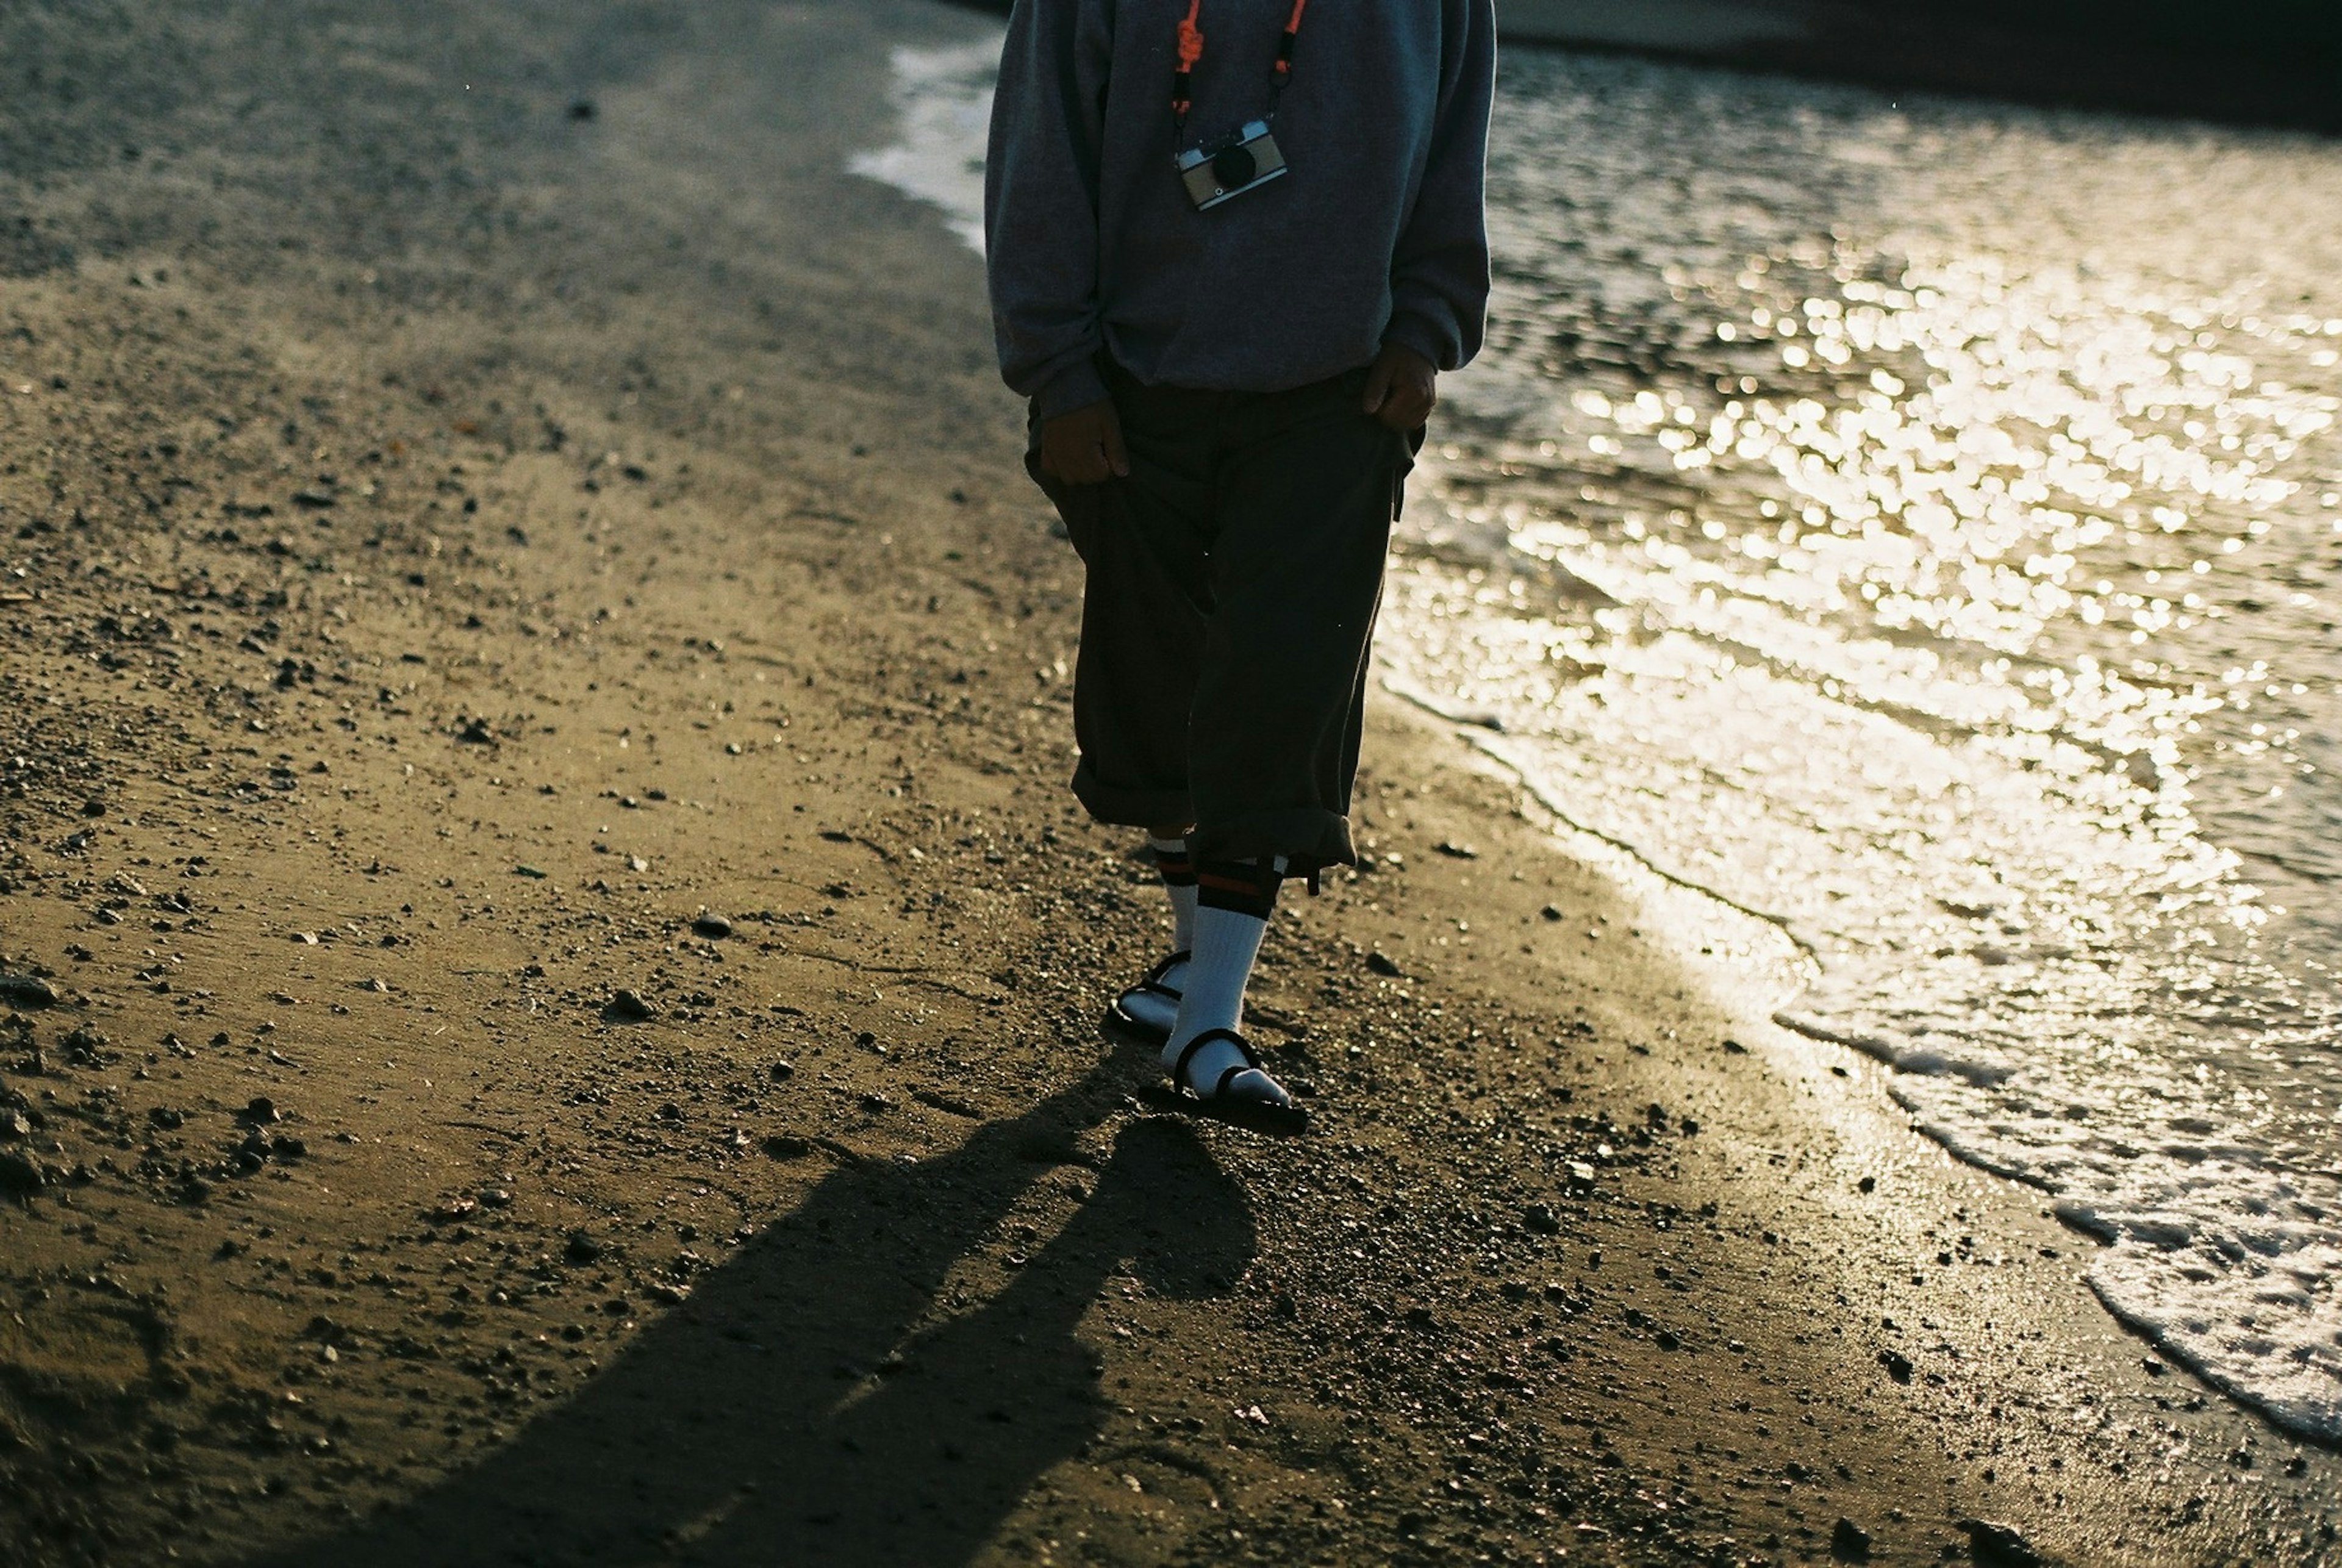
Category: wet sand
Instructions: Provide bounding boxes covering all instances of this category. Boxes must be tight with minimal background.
[1,2,2336,1565]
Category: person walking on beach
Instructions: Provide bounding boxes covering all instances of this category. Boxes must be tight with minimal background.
[986,0,1494,1134]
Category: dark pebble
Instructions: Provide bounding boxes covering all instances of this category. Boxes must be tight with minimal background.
[768,1061,794,1081]
[1434,840,1479,859]
[1365,950,1403,978]
[1880,1349,1914,1384]
[1830,1517,1871,1561]
[1524,1203,1561,1235]
[604,989,656,1023]
[1959,1519,2043,1567]
[565,1231,605,1264]
[763,1134,811,1160]
[692,912,732,939]
[242,1096,281,1124]
[1540,904,1563,922]
[0,1150,45,1195]
[0,974,59,1008]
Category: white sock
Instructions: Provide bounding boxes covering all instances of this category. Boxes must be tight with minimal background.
[1146,836,1199,954]
[1162,903,1282,1102]
[1113,837,1200,1038]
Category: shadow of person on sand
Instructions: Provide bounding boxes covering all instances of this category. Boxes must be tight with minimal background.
[246,1061,1255,1567]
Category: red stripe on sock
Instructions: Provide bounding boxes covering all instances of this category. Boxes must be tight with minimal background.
[1195,871,1264,895]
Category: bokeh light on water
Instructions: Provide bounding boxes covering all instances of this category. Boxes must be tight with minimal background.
[1383,51,2342,1436]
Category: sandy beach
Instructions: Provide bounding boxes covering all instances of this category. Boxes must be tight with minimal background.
[1,2,2337,1564]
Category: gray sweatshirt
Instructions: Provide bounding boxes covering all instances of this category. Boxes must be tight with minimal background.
[984,0,1496,418]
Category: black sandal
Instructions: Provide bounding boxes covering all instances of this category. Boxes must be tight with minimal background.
[1138,1027,1311,1137]
[1101,950,1188,1047]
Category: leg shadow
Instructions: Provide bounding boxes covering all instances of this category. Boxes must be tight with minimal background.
[242,1062,1255,1566]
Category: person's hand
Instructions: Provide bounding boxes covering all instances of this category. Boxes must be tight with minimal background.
[1363,342,1438,432]
[1039,399,1128,485]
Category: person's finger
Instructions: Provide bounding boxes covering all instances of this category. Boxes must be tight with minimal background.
[1102,408,1130,478]
[1363,357,1394,413]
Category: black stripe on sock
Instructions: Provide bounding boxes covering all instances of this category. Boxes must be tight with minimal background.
[1152,844,1198,887]
[1195,857,1280,920]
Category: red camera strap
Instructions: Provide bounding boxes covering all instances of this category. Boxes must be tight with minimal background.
[1173,0,1310,129]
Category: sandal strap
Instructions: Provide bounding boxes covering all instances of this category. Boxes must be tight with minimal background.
[1174,1027,1259,1097]
[1116,950,1191,1009]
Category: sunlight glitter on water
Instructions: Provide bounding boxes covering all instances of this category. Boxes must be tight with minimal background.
[1394,49,2342,1437]
[854,34,2342,1437]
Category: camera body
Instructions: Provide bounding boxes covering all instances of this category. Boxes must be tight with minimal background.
[1175,120,1289,211]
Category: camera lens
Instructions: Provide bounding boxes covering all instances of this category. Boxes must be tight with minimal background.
[1211,144,1257,190]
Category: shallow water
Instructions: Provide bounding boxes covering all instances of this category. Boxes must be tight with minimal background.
[856,35,2342,1439]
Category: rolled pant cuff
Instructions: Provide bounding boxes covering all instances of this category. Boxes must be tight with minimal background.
[1070,760,1194,830]
[1189,807,1356,871]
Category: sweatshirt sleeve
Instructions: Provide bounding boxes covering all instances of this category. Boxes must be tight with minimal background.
[984,0,1115,419]
[1381,0,1495,373]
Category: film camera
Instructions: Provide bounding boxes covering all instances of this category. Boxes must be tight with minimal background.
[1175,120,1289,211]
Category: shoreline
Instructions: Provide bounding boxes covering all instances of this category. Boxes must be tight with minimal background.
[1,2,2337,1565]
